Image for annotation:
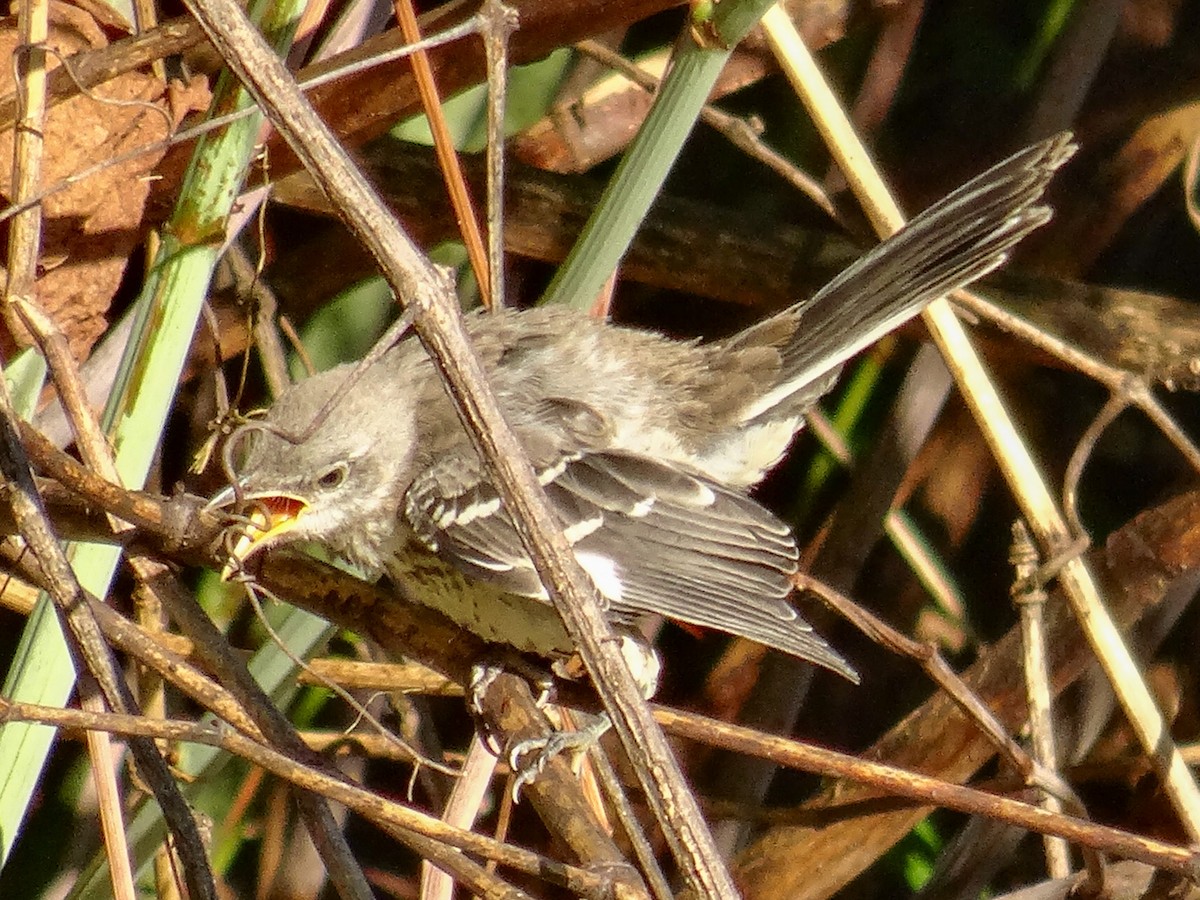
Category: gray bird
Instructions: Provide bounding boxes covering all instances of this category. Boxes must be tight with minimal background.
[221,134,1074,690]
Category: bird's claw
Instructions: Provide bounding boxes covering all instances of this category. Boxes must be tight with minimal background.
[506,714,612,801]
[469,658,555,715]
[469,657,557,757]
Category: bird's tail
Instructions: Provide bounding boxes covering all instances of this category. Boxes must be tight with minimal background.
[728,133,1076,425]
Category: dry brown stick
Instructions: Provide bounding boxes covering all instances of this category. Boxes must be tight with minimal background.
[961,289,1200,475]
[391,0,492,308]
[129,0,167,83]
[149,571,375,900]
[572,38,837,221]
[733,488,1200,897]
[0,698,635,899]
[472,672,644,885]
[177,0,741,893]
[225,244,292,398]
[0,17,205,126]
[656,707,1195,875]
[298,658,463,695]
[796,571,1079,806]
[1008,522,1089,883]
[420,735,500,900]
[587,743,674,900]
[481,0,515,309]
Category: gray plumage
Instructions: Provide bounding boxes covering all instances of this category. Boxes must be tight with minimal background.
[231,134,1075,684]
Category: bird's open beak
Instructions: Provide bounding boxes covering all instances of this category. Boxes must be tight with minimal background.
[219,493,309,582]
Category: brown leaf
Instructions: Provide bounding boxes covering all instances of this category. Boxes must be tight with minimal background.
[0,0,170,360]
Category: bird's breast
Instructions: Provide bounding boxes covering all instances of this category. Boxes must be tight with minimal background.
[385,538,575,657]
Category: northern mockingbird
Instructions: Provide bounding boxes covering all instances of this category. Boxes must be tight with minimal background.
[219,134,1074,693]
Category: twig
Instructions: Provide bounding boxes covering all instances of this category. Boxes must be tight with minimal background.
[1010,521,1077,880]
[471,672,649,887]
[234,575,454,774]
[481,0,515,309]
[587,743,675,900]
[572,38,838,222]
[225,243,292,398]
[655,706,1196,875]
[1061,393,1128,539]
[0,698,628,899]
[797,572,1079,807]
[420,735,498,900]
[959,293,1200,475]
[0,17,204,126]
[9,298,139,898]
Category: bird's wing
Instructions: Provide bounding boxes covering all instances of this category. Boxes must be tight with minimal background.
[403,429,854,678]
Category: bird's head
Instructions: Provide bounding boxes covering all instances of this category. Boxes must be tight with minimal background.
[213,362,418,579]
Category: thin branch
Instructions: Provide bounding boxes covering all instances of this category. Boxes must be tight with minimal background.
[1010,521,1077,880]
[959,293,1200,475]
[798,572,1080,808]
[481,0,515,309]
[656,706,1195,875]
[572,38,838,222]
[0,698,624,899]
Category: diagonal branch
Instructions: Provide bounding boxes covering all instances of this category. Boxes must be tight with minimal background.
[175,0,740,893]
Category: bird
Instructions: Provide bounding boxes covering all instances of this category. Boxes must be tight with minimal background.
[218,133,1074,694]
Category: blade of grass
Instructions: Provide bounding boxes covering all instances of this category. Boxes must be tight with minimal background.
[540,0,778,310]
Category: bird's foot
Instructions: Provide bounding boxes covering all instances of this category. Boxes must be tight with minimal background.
[468,654,556,756]
[507,713,612,800]
[468,655,555,714]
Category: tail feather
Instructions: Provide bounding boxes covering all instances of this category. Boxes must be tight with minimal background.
[730,133,1076,423]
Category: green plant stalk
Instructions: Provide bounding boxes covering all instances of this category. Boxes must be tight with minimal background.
[541,0,778,309]
[1016,0,1079,88]
[0,0,307,876]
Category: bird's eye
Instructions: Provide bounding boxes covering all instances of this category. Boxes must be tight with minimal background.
[318,465,347,489]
